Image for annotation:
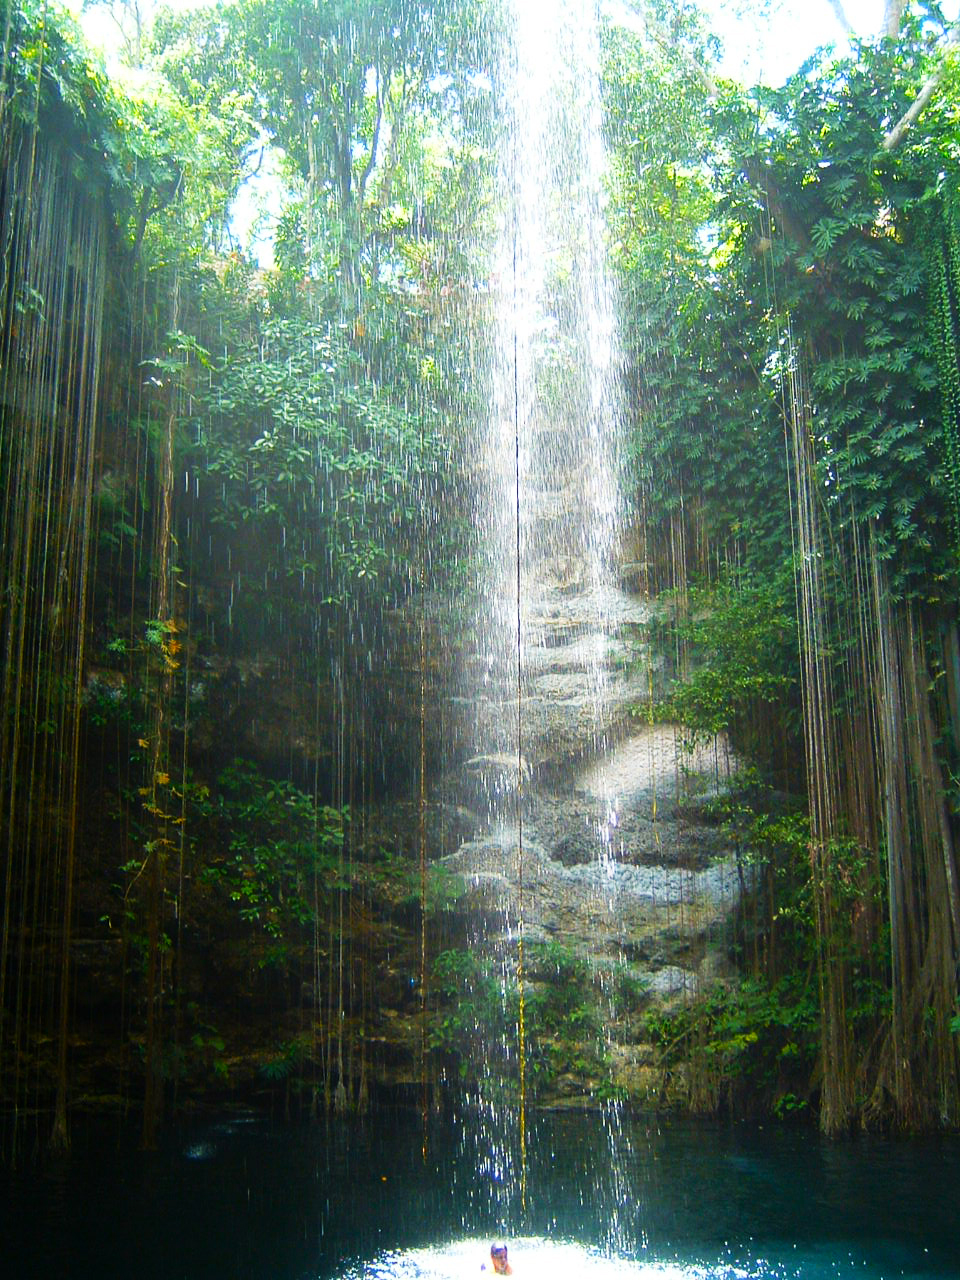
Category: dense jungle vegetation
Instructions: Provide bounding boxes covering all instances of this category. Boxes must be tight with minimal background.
[1,0,960,1158]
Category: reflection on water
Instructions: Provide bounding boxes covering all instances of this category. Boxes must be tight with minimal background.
[358,1239,784,1280]
[354,1233,945,1280]
[1,1109,957,1280]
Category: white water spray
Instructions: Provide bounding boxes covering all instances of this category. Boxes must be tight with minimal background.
[455,0,629,1223]
[472,0,623,813]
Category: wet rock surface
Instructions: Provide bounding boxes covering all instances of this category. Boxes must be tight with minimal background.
[438,575,745,1103]
[462,581,655,771]
[442,724,743,975]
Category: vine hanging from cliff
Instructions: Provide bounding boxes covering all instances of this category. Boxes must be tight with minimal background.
[930,193,960,565]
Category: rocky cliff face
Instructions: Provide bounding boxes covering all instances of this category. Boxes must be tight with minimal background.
[429,568,745,1106]
[71,557,743,1118]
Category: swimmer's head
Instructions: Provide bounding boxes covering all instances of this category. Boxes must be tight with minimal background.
[490,1244,509,1275]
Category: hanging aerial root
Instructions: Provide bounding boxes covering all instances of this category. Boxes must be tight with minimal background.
[0,124,107,1156]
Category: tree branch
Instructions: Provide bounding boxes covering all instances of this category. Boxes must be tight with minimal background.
[641,10,718,100]
[881,0,906,40]
[882,26,960,151]
[826,0,855,37]
[358,65,385,204]
[374,71,413,213]
[745,159,814,259]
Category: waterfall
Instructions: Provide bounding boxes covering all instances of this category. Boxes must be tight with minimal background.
[454,0,626,1228]
[471,0,622,813]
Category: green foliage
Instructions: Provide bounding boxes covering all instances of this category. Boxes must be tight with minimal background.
[198,758,344,939]
[524,941,600,1037]
[603,14,788,571]
[190,305,445,597]
[928,192,960,563]
[150,3,260,249]
[649,569,799,754]
[1,0,256,279]
[644,973,820,1107]
[366,847,464,911]
[609,6,960,602]
[1,0,115,169]
[82,674,144,733]
[430,948,509,1082]
[772,1090,807,1119]
[704,783,887,1005]
[260,1033,312,1082]
[187,1017,230,1083]
[669,781,890,1118]
[720,36,956,589]
[196,0,493,302]
[604,16,960,1128]
[430,942,611,1094]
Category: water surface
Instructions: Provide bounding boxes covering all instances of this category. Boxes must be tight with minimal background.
[1,1108,955,1279]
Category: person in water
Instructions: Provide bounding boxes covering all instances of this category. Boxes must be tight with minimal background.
[489,1244,512,1275]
